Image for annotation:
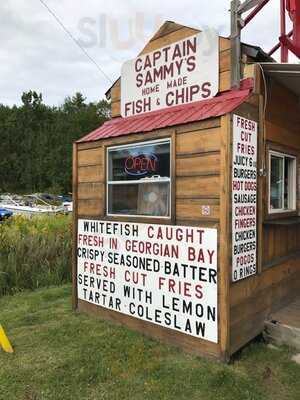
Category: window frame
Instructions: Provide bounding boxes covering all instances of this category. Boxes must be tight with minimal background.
[268,150,297,215]
[106,138,172,219]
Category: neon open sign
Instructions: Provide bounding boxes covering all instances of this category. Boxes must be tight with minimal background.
[124,153,158,177]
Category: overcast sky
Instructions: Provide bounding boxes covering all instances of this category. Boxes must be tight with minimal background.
[0,0,294,106]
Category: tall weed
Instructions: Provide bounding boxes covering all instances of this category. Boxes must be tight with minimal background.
[0,215,72,296]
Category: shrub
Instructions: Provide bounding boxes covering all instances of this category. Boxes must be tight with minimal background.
[0,214,72,296]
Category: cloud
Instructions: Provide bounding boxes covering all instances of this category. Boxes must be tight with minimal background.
[0,0,296,106]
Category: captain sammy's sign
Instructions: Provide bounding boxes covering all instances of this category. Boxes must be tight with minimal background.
[77,220,218,343]
[232,115,258,282]
[121,30,219,117]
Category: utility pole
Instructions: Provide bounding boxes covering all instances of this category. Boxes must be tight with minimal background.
[231,0,300,87]
[230,0,242,89]
[230,0,270,89]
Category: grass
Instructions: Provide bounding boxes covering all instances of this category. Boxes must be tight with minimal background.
[0,215,72,296]
[1,285,300,400]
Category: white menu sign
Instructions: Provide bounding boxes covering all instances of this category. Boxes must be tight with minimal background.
[77,220,218,343]
[232,115,258,282]
[121,30,219,117]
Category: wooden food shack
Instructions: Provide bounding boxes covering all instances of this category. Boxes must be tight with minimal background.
[73,21,300,361]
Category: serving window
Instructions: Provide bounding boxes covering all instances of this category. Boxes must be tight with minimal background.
[269,151,297,214]
[107,139,171,218]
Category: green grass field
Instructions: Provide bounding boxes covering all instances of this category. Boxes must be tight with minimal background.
[1,285,300,400]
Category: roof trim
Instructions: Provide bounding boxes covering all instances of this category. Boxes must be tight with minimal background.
[260,62,300,97]
[79,79,253,144]
[242,43,275,62]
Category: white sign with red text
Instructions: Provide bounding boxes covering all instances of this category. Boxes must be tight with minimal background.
[232,115,258,282]
[121,30,219,117]
[77,220,218,343]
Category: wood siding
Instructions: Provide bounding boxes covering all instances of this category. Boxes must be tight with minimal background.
[230,258,300,354]
[76,118,222,226]
[73,61,300,359]
[74,116,229,360]
[263,79,300,264]
[229,82,300,355]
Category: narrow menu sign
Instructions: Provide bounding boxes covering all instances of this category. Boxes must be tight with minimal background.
[232,115,258,282]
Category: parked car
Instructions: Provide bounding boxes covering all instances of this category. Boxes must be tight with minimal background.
[0,208,13,221]
[39,193,58,202]
[58,195,72,203]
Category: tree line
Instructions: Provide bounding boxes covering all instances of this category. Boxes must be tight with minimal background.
[0,91,110,194]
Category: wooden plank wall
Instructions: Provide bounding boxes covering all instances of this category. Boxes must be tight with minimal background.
[74,75,300,358]
[230,258,300,353]
[74,116,229,360]
[262,79,300,264]
[110,22,231,118]
[175,118,222,226]
[76,119,223,226]
[229,81,300,355]
[77,146,104,217]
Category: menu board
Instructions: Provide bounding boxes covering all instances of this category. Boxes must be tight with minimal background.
[232,115,258,282]
[77,220,218,343]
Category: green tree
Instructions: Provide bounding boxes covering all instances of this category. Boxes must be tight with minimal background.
[0,91,110,194]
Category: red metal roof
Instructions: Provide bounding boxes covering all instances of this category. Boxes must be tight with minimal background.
[78,79,253,143]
